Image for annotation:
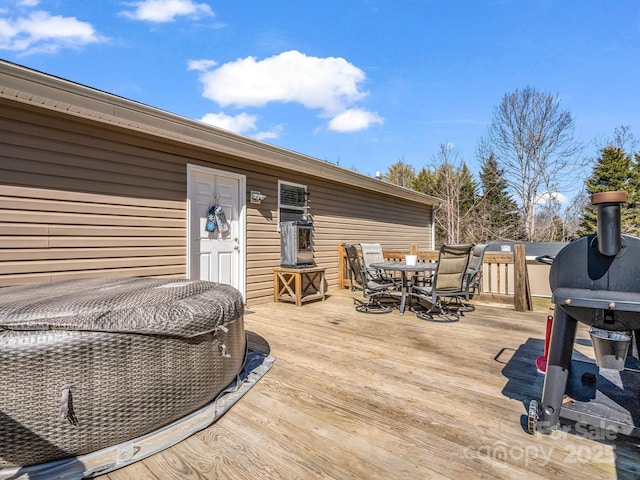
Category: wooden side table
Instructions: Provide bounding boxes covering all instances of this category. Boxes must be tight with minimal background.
[273,266,326,306]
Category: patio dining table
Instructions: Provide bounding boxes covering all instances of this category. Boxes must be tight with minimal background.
[370,261,436,315]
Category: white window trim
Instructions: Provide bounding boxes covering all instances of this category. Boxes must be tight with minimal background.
[277,180,307,231]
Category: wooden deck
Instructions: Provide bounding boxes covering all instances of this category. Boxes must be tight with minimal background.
[102,291,640,479]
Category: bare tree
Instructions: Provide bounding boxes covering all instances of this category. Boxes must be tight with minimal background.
[563,190,590,240]
[414,144,479,244]
[534,193,563,242]
[595,124,638,152]
[480,86,583,241]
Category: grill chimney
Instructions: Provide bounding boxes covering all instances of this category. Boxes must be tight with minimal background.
[591,190,627,257]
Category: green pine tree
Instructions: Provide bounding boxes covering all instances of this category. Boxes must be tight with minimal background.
[413,166,445,243]
[478,153,521,241]
[413,167,439,196]
[459,163,478,212]
[577,145,636,236]
[385,159,416,188]
[459,163,481,242]
[625,152,640,236]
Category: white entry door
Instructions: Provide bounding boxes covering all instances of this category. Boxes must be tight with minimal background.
[187,164,246,298]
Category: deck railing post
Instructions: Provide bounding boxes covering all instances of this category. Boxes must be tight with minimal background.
[338,243,346,289]
[514,244,532,311]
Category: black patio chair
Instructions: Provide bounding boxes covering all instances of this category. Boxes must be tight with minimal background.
[343,244,397,313]
[459,243,489,312]
[412,243,474,322]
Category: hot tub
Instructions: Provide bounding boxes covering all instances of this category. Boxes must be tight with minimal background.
[0,277,246,471]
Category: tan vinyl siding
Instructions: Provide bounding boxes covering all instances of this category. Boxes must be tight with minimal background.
[241,171,433,300]
[1,77,435,303]
[1,103,187,287]
[0,186,186,286]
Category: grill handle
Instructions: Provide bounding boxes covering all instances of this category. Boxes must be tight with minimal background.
[535,255,554,265]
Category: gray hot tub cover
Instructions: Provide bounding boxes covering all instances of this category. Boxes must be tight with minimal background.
[0,277,244,338]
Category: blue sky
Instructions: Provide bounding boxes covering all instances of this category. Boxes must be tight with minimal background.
[1,0,640,200]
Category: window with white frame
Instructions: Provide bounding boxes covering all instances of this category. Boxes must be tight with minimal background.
[278,180,307,228]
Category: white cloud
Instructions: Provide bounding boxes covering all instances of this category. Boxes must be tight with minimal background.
[18,0,40,7]
[0,10,105,54]
[328,108,383,132]
[199,112,282,141]
[121,0,214,23]
[196,50,368,115]
[537,191,569,206]
[194,50,381,133]
[254,124,283,141]
[187,58,217,72]
[200,112,257,134]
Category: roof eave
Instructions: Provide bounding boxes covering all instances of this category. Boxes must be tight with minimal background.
[0,60,441,206]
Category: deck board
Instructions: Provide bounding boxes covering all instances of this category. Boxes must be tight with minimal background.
[101,291,640,479]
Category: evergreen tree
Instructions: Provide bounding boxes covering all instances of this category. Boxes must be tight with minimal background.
[630,152,640,233]
[385,158,416,188]
[577,145,636,236]
[413,167,446,244]
[459,163,481,241]
[477,153,521,241]
[459,163,478,212]
[413,167,439,196]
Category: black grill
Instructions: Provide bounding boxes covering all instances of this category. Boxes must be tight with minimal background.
[538,191,640,434]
